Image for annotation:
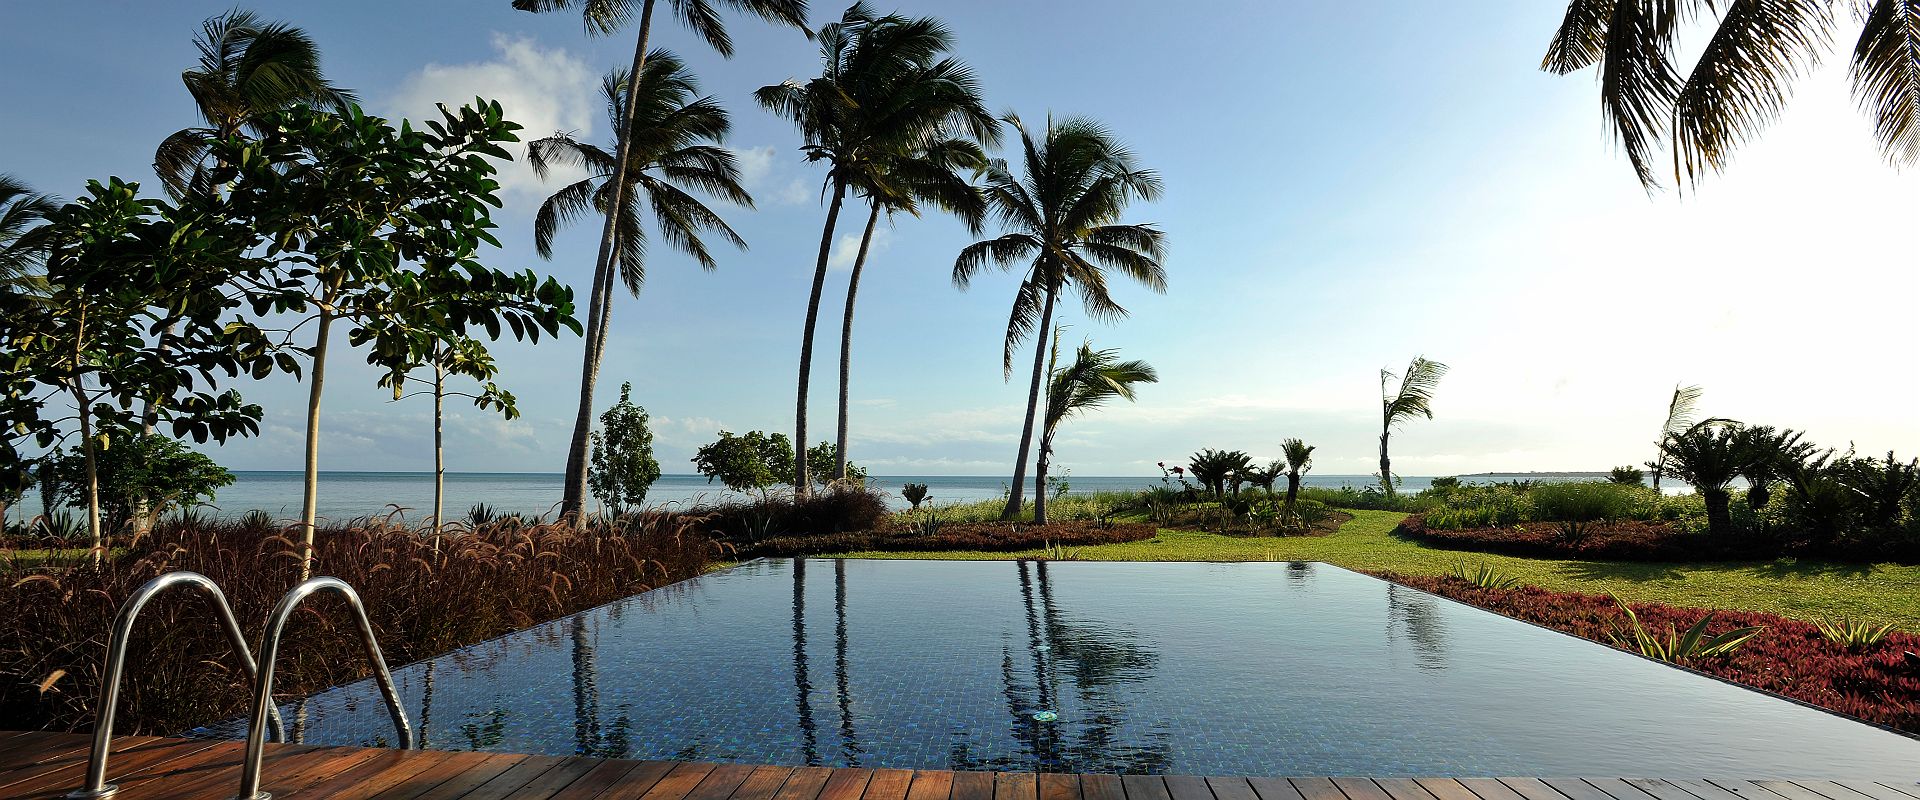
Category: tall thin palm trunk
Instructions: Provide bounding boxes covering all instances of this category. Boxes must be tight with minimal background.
[1378,431,1393,497]
[1032,325,1063,526]
[431,363,446,543]
[796,177,848,496]
[561,0,658,527]
[833,203,881,481]
[1001,283,1056,521]
[297,303,334,582]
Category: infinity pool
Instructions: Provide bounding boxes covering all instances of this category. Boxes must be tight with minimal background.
[194,560,1920,777]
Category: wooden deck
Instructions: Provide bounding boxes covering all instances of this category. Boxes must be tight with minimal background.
[0,731,1912,800]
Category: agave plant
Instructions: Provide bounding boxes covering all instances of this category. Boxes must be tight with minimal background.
[1447,561,1520,590]
[1815,617,1896,651]
[1609,593,1764,664]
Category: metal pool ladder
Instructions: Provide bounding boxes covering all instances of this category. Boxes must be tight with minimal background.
[66,571,286,800]
[233,576,413,800]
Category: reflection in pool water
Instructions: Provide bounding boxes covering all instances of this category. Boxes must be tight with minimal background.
[196,559,1920,777]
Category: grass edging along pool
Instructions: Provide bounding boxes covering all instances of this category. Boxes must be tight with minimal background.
[194,559,1920,779]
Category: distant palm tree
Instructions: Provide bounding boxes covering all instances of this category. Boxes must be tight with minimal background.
[153,9,354,198]
[1648,383,1703,493]
[512,0,810,526]
[1541,0,1919,189]
[0,175,58,294]
[1280,437,1315,517]
[528,56,752,366]
[1034,333,1156,524]
[757,4,997,494]
[953,114,1166,521]
[832,136,989,482]
[1379,356,1447,496]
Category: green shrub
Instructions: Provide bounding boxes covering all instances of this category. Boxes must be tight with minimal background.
[1529,481,1651,522]
[1422,485,1527,530]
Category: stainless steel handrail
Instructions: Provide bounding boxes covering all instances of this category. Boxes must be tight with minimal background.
[234,576,412,800]
[67,571,285,800]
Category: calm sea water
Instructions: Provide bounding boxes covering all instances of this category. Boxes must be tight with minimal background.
[193,560,1920,776]
[5,470,1638,525]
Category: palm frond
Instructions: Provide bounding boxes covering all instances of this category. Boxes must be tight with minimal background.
[1672,0,1831,184]
[1544,0,1617,73]
[1662,383,1705,436]
[1851,0,1920,164]
[1599,0,1686,188]
[1383,356,1449,428]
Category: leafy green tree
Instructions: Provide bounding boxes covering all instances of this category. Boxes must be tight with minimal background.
[153,9,354,198]
[0,178,266,557]
[1378,356,1447,496]
[1542,0,1920,189]
[45,425,236,534]
[213,102,580,579]
[1034,333,1156,524]
[692,430,794,494]
[1281,438,1316,517]
[1648,384,1703,493]
[757,4,999,494]
[804,440,865,487]
[381,339,518,536]
[1659,420,1749,538]
[952,114,1166,521]
[511,0,809,526]
[588,382,662,516]
[0,175,58,295]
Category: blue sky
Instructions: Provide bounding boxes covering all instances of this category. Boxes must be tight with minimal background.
[3,1,1915,477]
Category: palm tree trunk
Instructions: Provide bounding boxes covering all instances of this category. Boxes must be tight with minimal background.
[833,203,881,482]
[297,304,334,582]
[1032,328,1063,526]
[1378,429,1394,497]
[560,0,658,527]
[1001,284,1057,521]
[797,177,848,497]
[1704,487,1732,538]
[432,363,446,544]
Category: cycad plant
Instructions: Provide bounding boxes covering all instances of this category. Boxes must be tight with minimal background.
[1378,356,1447,496]
[513,0,810,526]
[757,4,998,494]
[1280,438,1316,521]
[0,175,58,295]
[1542,0,1920,189]
[1033,333,1156,524]
[1732,425,1815,508]
[529,56,752,371]
[1187,449,1252,500]
[1659,419,1749,538]
[953,114,1166,520]
[1648,384,1703,493]
[154,9,354,198]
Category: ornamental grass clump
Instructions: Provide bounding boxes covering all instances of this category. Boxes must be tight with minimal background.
[0,514,716,736]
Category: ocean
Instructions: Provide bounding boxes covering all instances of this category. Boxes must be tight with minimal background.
[3,470,1625,526]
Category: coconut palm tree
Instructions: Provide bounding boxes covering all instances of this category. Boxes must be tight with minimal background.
[1660,419,1751,538]
[757,4,997,494]
[1280,437,1315,518]
[954,114,1166,521]
[832,136,988,482]
[528,57,752,367]
[1648,384,1703,493]
[512,0,810,526]
[1541,0,1920,189]
[1033,334,1156,524]
[153,9,354,198]
[1378,356,1447,496]
[0,175,58,295]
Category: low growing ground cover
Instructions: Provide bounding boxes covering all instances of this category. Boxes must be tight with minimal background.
[841,510,1920,631]
[1,516,717,735]
[751,519,1156,557]
[1384,572,1920,735]
[1397,514,1740,562]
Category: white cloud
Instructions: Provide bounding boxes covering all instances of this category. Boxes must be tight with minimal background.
[730,145,816,206]
[383,34,597,203]
[828,225,891,270]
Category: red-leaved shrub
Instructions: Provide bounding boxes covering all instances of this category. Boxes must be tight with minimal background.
[1379,572,1920,734]
[1395,514,1772,561]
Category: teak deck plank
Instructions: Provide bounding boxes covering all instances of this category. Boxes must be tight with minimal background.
[0,732,1907,800]
[908,770,959,800]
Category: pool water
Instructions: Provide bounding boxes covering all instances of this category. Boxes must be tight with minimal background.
[193,560,1920,777]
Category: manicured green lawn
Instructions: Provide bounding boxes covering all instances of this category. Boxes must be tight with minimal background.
[841,509,1920,631]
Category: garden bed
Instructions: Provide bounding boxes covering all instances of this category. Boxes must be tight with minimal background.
[1379,572,1920,736]
[1395,513,1772,561]
[748,519,1158,557]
